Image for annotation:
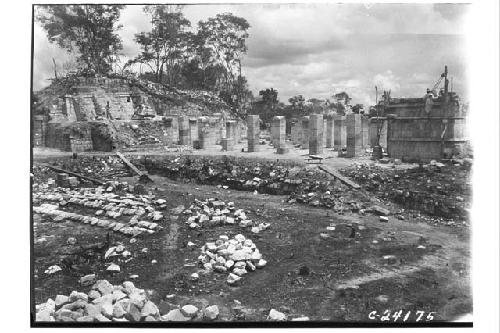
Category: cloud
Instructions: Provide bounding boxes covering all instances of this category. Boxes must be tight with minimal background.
[32,3,470,105]
[373,70,401,93]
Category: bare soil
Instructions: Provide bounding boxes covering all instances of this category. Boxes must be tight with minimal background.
[32,150,471,322]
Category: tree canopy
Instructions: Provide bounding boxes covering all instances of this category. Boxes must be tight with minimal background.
[127,5,192,84]
[37,5,125,75]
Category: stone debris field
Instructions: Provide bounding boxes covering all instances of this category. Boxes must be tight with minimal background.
[32,141,472,323]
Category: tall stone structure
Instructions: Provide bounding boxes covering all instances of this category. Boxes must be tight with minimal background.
[333,115,346,150]
[271,116,286,148]
[322,118,327,148]
[361,115,369,149]
[223,120,238,151]
[247,115,261,152]
[301,116,310,149]
[290,119,301,145]
[189,118,198,145]
[309,114,324,155]
[325,114,334,148]
[163,116,179,146]
[346,113,362,157]
[226,120,237,140]
[178,116,190,145]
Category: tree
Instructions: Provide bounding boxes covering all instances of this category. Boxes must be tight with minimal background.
[289,95,306,109]
[37,5,124,75]
[128,5,193,85]
[352,104,364,114]
[259,88,279,108]
[197,13,250,91]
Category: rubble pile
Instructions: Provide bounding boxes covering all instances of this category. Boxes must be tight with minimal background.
[341,162,472,221]
[141,156,307,194]
[287,184,366,213]
[129,75,232,115]
[183,198,270,233]
[141,156,369,213]
[34,157,132,182]
[198,234,267,285]
[32,181,166,236]
[35,279,220,322]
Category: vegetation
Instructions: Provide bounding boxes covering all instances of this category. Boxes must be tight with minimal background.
[37,5,125,75]
[37,4,361,118]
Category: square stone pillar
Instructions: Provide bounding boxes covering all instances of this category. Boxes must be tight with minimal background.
[333,115,346,150]
[221,138,234,151]
[247,115,261,152]
[226,120,237,140]
[346,113,362,157]
[178,116,190,145]
[163,116,179,146]
[189,118,198,145]
[301,116,310,149]
[271,116,286,148]
[322,118,327,147]
[326,114,334,148]
[309,114,324,155]
[361,115,369,149]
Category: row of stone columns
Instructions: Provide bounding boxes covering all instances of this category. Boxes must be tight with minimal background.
[168,113,371,157]
[161,115,243,150]
[247,113,371,157]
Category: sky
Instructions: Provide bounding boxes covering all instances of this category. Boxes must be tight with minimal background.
[33,3,470,106]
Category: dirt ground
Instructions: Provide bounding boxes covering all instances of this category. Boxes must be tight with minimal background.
[32,146,472,323]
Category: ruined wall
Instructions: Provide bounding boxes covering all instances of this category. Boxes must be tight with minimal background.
[33,115,48,147]
[385,100,468,161]
[45,123,93,152]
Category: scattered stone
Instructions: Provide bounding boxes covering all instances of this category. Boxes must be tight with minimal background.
[67,237,77,245]
[106,263,120,272]
[180,304,198,318]
[54,295,70,308]
[69,291,88,303]
[162,309,190,322]
[268,309,287,321]
[79,274,96,287]
[112,302,127,318]
[87,290,101,300]
[203,305,219,320]
[376,295,390,303]
[292,316,310,321]
[383,255,398,265]
[94,280,114,295]
[101,303,113,318]
[45,265,62,275]
[141,301,159,318]
[125,303,142,322]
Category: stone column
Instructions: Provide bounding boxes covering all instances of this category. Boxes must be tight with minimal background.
[346,113,362,157]
[189,118,198,145]
[309,114,324,155]
[163,116,179,146]
[361,115,369,149]
[326,114,334,148]
[226,120,237,140]
[323,118,327,148]
[247,115,260,152]
[271,116,286,148]
[195,117,208,149]
[333,115,346,150]
[290,119,298,145]
[223,120,237,151]
[178,116,190,145]
[301,116,310,149]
